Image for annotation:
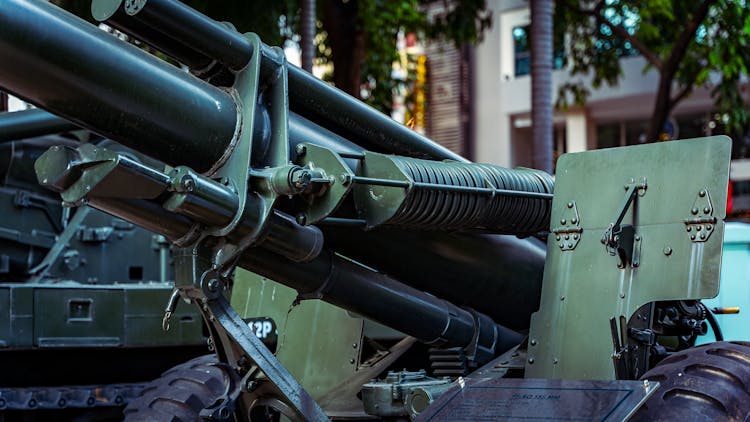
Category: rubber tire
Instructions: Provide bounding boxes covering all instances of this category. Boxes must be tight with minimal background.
[122,355,231,422]
[631,341,750,421]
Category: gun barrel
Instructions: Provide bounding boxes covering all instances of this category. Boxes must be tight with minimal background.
[92,0,252,72]
[240,248,522,360]
[0,0,238,173]
[92,0,466,162]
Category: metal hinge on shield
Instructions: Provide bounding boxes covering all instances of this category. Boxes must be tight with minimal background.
[551,200,582,251]
[683,188,716,243]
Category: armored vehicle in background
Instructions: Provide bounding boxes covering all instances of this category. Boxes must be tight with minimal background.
[0,115,206,420]
[1,0,748,420]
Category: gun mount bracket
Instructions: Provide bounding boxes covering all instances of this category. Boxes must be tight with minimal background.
[294,143,355,225]
[551,200,582,251]
[683,188,717,243]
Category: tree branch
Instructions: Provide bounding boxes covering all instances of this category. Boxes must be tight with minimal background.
[566,1,663,71]
[662,0,714,79]
[670,84,693,109]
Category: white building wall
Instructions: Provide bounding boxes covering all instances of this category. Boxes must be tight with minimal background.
[473,0,519,167]
[473,3,720,168]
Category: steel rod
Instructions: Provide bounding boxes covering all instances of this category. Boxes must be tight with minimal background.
[0,109,79,142]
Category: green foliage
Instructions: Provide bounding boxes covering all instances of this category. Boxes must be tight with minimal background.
[183,0,299,47]
[358,0,426,112]
[556,0,750,138]
[342,0,491,113]
[424,0,492,46]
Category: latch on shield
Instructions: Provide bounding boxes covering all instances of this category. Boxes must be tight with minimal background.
[601,178,647,268]
[683,188,716,243]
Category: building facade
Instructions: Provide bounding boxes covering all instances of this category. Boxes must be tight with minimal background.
[471,1,748,170]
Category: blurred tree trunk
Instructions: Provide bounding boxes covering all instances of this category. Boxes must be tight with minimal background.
[531,0,553,173]
[300,0,316,72]
[322,0,367,97]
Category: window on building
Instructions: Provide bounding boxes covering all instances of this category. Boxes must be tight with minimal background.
[512,25,565,77]
[596,122,621,149]
[596,112,750,151]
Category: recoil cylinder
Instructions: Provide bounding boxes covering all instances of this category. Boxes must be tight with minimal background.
[354,153,554,234]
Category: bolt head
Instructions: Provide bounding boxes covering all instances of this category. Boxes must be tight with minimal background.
[183,178,195,192]
[296,144,307,156]
[207,279,220,291]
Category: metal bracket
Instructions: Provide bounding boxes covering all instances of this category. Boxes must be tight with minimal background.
[295,143,356,225]
[683,188,717,243]
[551,200,582,251]
[601,178,647,268]
[173,244,329,421]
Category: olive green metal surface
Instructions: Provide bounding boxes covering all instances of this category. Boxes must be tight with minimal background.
[231,269,362,399]
[527,137,731,379]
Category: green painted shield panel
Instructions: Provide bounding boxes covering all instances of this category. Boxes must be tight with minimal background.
[527,136,731,379]
[231,269,363,399]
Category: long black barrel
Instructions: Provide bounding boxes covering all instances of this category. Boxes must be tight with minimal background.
[239,248,521,355]
[0,0,237,173]
[0,109,78,142]
[92,0,252,72]
[92,0,466,162]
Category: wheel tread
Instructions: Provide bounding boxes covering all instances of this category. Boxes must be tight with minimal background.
[632,341,750,421]
[123,355,231,422]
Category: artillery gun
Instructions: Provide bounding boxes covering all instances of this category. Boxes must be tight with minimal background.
[0,0,747,420]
